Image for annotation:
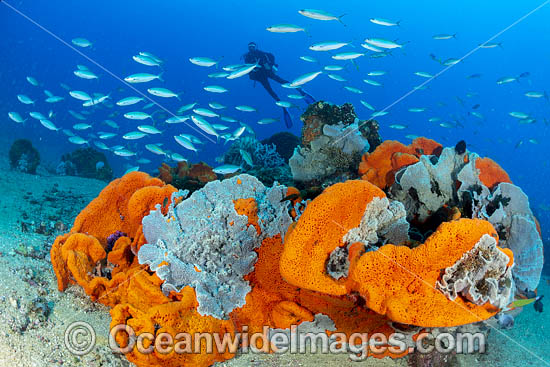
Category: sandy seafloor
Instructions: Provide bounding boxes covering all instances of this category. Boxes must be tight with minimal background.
[0,139,549,367]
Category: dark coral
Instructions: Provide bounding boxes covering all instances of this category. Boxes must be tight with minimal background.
[223,137,259,166]
[455,140,467,155]
[298,101,382,153]
[222,137,289,185]
[300,101,357,147]
[223,137,285,168]
[301,101,357,127]
[106,231,127,253]
[261,132,300,163]
[321,145,362,177]
[9,139,40,174]
[157,161,217,192]
[60,148,113,181]
[245,165,294,187]
[359,119,383,153]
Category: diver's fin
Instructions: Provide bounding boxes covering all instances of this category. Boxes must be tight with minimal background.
[283,108,292,128]
[301,91,316,105]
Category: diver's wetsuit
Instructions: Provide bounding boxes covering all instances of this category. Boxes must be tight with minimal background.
[243,45,315,128]
[243,49,288,101]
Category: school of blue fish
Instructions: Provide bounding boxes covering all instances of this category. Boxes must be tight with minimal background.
[8,7,549,175]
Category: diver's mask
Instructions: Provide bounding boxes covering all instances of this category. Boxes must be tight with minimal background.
[248,42,257,52]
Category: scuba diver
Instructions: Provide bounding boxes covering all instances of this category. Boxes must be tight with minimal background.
[243,42,315,128]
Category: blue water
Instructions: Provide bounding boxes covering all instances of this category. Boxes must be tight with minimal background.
[2,0,549,257]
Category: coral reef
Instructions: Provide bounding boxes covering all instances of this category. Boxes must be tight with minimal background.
[223,136,285,168]
[289,122,369,183]
[234,233,397,357]
[223,136,259,166]
[58,147,113,181]
[289,101,381,185]
[280,180,386,296]
[327,195,409,280]
[349,219,511,327]
[51,172,407,365]
[9,139,40,174]
[342,196,410,251]
[245,165,294,187]
[461,179,543,293]
[365,142,544,295]
[50,170,540,366]
[390,147,465,222]
[223,137,290,186]
[475,157,512,190]
[110,289,236,367]
[279,179,515,327]
[50,171,177,295]
[300,101,357,147]
[50,171,238,366]
[253,141,285,168]
[48,101,544,367]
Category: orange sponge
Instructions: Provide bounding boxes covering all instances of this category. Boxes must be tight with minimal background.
[280,180,385,296]
[359,138,442,189]
[51,172,176,296]
[71,171,174,245]
[348,219,505,327]
[110,287,235,367]
[475,157,512,190]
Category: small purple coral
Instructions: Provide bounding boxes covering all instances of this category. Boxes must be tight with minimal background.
[106,231,127,252]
